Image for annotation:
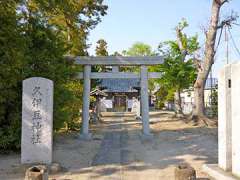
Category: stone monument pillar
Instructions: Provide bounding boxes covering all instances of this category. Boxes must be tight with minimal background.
[203,63,240,179]
[218,64,232,171]
[21,77,53,164]
[231,63,240,177]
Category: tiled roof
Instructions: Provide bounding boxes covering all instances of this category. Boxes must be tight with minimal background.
[90,89,108,96]
[99,78,218,93]
[99,79,140,92]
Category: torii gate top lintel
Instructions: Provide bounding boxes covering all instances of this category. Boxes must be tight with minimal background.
[69,56,164,66]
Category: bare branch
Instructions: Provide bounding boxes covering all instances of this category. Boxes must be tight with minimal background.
[193,0,232,117]
[221,0,229,5]
[215,0,229,6]
[193,57,203,72]
[175,27,188,60]
[217,11,238,29]
[199,24,208,38]
[176,28,184,51]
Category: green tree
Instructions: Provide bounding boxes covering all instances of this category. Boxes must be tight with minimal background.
[156,20,199,114]
[94,39,109,72]
[122,42,157,98]
[155,86,168,109]
[0,0,27,152]
[95,39,109,56]
[122,42,155,56]
[25,0,108,56]
[0,0,108,152]
[23,14,79,130]
[156,57,196,114]
[21,0,107,129]
[122,42,157,73]
[111,51,122,56]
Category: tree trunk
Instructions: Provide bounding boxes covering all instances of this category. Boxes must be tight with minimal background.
[193,0,225,117]
[175,89,183,115]
[193,82,205,117]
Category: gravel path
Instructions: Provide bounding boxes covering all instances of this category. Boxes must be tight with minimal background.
[90,118,131,179]
[92,119,129,166]
[0,112,217,180]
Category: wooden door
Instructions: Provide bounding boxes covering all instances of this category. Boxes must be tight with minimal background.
[114,95,126,112]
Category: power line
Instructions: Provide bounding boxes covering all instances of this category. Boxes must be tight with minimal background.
[225,25,229,64]
[233,22,240,26]
[214,25,224,55]
[227,27,240,58]
[229,38,240,58]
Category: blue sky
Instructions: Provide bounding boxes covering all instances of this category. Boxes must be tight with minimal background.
[88,0,240,77]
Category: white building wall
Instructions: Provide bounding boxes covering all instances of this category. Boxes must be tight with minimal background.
[180,89,215,114]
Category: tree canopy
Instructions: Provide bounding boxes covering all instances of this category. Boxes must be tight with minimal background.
[154,20,199,113]
[24,0,108,55]
[0,0,107,152]
[95,39,109,56]
[122,42,156,56]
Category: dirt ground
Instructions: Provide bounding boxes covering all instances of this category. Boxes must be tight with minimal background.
[0,111,217,180]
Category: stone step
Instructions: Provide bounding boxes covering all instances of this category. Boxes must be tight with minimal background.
[100,112,136,117]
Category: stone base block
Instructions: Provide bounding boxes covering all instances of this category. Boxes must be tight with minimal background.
[79,133,92,141]
[203,164,238,180]
[175,164,196,180]
[25,165,48,180]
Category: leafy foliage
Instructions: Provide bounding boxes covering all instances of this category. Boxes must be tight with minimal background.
[122,42,157,92]
[0,0,107,153]
[154,21,199,110]
[155,86,169,109]
[156,58,196,91]
[122,42,157,72]
[0,0,26,153]
[25,0,108,55]
[95,39,109,56]
[93,39,109,73]
[122,42,155,56]
[210,87,218,117]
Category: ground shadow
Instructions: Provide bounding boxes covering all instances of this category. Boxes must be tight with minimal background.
[0,115,217,180]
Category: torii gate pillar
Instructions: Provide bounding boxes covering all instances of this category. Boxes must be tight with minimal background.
[140,65,152,137]
[79,65,92,140]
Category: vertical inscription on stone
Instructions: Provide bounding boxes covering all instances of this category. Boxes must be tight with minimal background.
[31,86,42,144]
[21,77,53,164]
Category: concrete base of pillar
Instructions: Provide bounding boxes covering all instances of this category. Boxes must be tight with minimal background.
[79,133,92,141]
[140,133,154,141]
[203,164,238,180]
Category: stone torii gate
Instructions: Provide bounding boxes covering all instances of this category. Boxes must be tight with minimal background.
[72,56,164,140]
